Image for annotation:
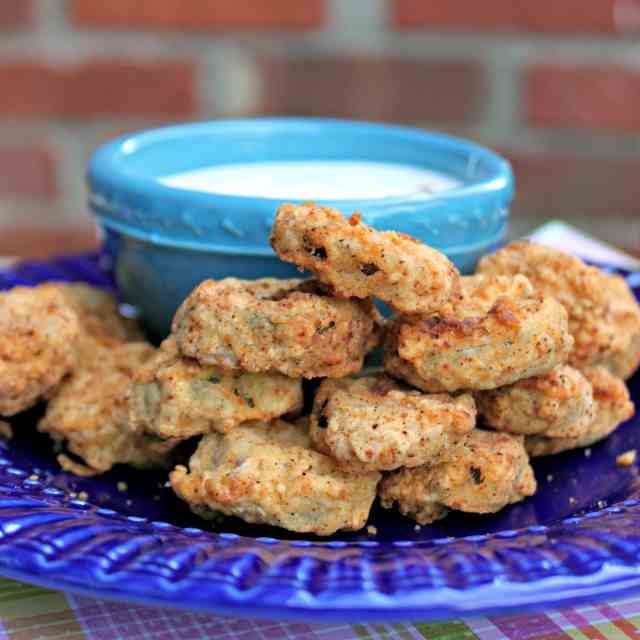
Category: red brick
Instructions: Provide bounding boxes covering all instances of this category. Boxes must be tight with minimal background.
[71,0,324,31]
[0,60,195,119]
[0,0,31,29]
[505,151,640,218]
[1,226,98,259]
[526,65,640,132]
[392,0,630,34]
[0,147,56,197]
[259,57,484,123]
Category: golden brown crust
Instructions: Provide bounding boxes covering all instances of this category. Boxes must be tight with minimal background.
[172,277,381,378]
[476,365,595,437]
[309,375,476,472]
[478,242,640,379]
[384,275,573,392]
[38,342,178,475]
[170,419,380,535]
[43,282,143,350]
[0,285,80,416]
[526,366,635,456]
[270,203,460,314]
[599,273,640,379]
[379,429,536,525]
[130,338,303,439]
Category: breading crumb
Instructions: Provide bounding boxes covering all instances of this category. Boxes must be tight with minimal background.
[0,421,12,440]
[584,448,592,458]
[28,474,39,481]
[414,524,422,532]
[546,474,554,482]
[597,500,607,509]
[78,491,89,501]
[117,481,128,492]
[617,450,637,466]
[569,497,576,504]
[69,492,77,498]
[366,525,378,535]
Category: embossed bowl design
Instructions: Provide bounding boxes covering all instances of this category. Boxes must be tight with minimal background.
[88,118,513,336]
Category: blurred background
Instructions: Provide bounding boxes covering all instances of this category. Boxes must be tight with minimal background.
[0,0,638,258]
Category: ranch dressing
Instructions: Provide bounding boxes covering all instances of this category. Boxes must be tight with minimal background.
[160,161,461,200]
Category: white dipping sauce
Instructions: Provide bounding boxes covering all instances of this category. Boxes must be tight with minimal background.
[160,161,461,200]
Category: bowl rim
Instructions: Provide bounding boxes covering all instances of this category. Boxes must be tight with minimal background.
[89,117,513,204]
[88,117,514,252]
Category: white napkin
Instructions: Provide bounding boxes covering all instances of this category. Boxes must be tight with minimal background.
[529,220,640,271]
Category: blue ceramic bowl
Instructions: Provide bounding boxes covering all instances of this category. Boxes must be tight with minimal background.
[88,118,514,336]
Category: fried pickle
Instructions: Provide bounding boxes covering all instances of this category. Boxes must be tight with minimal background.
[379,429,536,525]
[170,419,380,535]
[173,278,381,378]
[130,338,303,439]
[270,203,460,314]
[309,375,476,472]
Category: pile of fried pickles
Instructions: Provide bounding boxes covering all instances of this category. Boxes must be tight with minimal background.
[1,203,638,536]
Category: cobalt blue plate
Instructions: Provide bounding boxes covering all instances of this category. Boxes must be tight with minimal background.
[0,254,639,622]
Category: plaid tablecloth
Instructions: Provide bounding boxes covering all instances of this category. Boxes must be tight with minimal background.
[2,222,640,640]
[2,576,640,639]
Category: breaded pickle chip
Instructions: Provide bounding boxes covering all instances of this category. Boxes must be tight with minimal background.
[477,365,595,437]
[270,203,460,314]
[309,375,476,472]
[600,273,640,379]
[130,338,303,439]
[39,342,177,476]
[46,282,143,346]
[478,242,640,379]
[0,285,80,416]
[379,430,536,525]
[526,366,635,457]
[384,274,573,392]
[170,419,380,535]
[173,277,381,378]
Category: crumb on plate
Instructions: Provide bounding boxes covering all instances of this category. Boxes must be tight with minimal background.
[617,450,637,466]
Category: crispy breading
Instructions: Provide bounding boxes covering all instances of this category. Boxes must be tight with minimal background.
[47,282,142,344]
[309,375,476,472]
[270,203,460,314]
[384,274,573,392]
[526,366,635,456]
[477,242,640,379]
[172,278,381,378]
[39,342,177,475]
[130,338,303,439]
[379,429,536,525]
[0,285,80,416]
[170,419,381,535]
[477,365,595,437]
[459,273,536,310]
[599,273,640,379]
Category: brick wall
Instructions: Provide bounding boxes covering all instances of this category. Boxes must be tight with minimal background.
[1,0,638,257]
